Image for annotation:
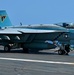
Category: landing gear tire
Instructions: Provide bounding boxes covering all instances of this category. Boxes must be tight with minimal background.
[58,50,65,55]
[4,45,10,52]
[23,48,29,53]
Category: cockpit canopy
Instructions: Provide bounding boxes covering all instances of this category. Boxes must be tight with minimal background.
[55,22,74,29]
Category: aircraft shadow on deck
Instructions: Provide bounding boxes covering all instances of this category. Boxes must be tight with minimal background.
[0,49,58,55]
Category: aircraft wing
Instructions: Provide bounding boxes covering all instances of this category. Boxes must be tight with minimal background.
[0,28,68,34]
[17,28,68,33]
[0,29,22,34]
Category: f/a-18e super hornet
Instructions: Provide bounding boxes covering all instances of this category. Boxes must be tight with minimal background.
[0,10,70,55]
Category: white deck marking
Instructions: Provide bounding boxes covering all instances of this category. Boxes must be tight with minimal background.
[0,57,74,65]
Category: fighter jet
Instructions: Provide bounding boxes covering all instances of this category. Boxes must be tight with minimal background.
[0,10,70,55]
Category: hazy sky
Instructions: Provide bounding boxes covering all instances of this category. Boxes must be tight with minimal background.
[0,0,74,25]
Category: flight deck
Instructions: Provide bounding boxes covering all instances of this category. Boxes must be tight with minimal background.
[0,46,74,75]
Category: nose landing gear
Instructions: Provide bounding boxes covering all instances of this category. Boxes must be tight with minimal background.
[58,44,70,55]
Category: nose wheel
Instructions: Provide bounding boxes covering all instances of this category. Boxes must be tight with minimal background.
[58,44,70,55]
[58,50,65,55]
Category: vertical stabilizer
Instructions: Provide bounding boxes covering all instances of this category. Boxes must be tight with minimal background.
[0,10,12,28]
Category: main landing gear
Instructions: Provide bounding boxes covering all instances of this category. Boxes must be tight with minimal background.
[23,47,29,53]
[4,45,11,52]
